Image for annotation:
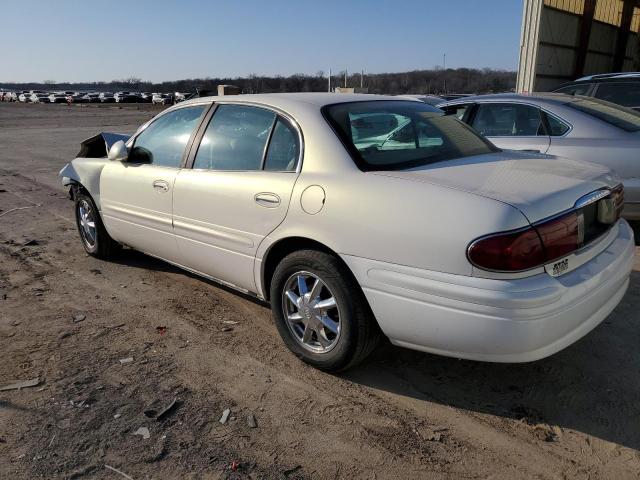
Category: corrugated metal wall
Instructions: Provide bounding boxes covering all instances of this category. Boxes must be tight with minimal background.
[517,0,640,92]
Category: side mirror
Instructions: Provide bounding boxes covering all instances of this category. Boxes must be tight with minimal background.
[108,140,128,162]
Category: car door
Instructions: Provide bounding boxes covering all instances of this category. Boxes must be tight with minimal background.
[100,103,208,261]
[469,102,550,153]
[172,103,301,292]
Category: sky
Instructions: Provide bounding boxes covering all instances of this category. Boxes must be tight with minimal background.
[0,0,524,83]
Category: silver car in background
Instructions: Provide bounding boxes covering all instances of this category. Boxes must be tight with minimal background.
[439,93,640,221]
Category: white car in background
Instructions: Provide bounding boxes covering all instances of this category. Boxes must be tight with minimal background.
[29,93,50,103]
[174,92,190,103]
[59,93,635,371]
[48,93,68,103]
[152,93,172,105]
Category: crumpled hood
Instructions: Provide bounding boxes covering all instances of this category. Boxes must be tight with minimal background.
[77,132,131,158]
[372,151,621,223]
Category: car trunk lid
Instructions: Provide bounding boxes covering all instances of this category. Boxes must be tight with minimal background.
[371,151,621,223]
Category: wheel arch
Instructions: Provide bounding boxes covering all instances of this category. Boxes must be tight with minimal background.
[260,236,355,302]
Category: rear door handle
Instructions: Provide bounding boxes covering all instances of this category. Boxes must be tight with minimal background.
[153,180,170,192]
[254,192,281,208]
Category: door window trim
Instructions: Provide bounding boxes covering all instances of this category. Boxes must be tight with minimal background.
[185,101,305,173]
[125,101,214,169]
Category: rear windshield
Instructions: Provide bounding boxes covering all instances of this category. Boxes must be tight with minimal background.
[566,97,640,132]
[323,100,496,170]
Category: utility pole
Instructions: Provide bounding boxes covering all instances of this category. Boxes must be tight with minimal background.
[328,68,331,92]
[360,69,364,88]
[443,53,447,94]
[344,69,347,88]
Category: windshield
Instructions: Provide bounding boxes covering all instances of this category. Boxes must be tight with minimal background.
[323,100,496,170]
[566,97,640,132]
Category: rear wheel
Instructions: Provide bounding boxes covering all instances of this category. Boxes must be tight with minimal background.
[270,250,381,371]
[74,190,120,259]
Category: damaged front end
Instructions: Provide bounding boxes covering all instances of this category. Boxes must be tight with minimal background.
[76,132,131,158]
[59,132,130,209]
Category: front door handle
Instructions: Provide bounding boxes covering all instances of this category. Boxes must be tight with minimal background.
[152,180,170,192]
[254,192,281,208]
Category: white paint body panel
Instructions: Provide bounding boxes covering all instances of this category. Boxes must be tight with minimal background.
[172,169,298,292]
[343,220,634,362]
[100,162,178,260]
[60,93,636,363]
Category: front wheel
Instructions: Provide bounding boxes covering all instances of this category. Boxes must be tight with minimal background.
[74,190,120,259]
[270,250,381,371]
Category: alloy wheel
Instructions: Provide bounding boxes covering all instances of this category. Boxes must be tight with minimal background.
[281,271,341,353]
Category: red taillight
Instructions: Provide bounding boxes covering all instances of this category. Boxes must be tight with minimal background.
[535,211,579,261]
[468,227,545,272]
[468,212,580,272]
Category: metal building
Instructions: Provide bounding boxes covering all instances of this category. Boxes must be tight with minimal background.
[517,0,640,92]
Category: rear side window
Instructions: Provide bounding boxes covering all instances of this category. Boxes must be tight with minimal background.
[471,103,545,137]
[566,98,640,132]
[594,82,640,109]
[323,100,495,171]
[554,83,593,96]
[194,105,275,170]
[129,105,206,167]
[543,113,570,136]
[264,119,299,171]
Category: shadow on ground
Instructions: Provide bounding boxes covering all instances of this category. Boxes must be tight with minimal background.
[345,270,640,451]
[112,248,640,451]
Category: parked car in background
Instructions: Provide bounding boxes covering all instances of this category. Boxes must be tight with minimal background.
[60,93,634,370]
[82,93,102,103]
[174,92,190,103]
[100,92,116,103]
[439,93,475,101]
[140,92,153,103]
[152,93,173,105]
[439,93,640,220]
[395,94,445,107]
[29,93,50,103]
[48,93,68,103]
[552,73,640,111]
[66,92,89,104]
[115,91,142,103]
[18,93,30,102]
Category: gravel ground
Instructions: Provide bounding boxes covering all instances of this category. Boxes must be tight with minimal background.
[1,102,639,480]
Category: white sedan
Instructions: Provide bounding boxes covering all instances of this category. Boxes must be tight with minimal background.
[59,93,635,371]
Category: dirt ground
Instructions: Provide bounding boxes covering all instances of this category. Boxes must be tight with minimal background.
[1,102,639,480]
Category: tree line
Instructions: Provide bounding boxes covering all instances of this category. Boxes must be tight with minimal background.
[1,68,515,95]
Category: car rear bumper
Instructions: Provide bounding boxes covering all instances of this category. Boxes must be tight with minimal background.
[342,219,635,362]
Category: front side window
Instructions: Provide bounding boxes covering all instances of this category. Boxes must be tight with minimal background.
[193,105,276,170]
[594,82,640,108]
[323,101,495,170]
[554,83,592,96]
[129,105,206,167]
[471,103,545,137]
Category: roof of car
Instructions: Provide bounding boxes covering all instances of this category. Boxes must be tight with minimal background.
[437,92,577,107]
[574,72,640,82]
[181,92,410,109]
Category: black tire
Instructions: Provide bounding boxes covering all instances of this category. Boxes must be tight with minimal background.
[270,249,381,371]
[74,189,120,259]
